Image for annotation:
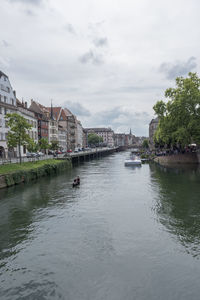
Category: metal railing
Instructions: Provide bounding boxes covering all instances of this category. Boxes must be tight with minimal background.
[0,154,56,165]
[0,147,118,165]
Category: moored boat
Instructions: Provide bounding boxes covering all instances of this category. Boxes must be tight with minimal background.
[124,154,142,166]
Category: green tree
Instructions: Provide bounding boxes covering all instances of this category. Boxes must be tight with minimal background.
[153,72,200,148]
[142,139,149,149]
[50,140,59,150]
[5,113,32,163]
[27,139,39,153]
[39,138,49,154]
[88,133,103,146]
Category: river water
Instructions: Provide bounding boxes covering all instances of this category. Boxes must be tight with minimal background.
[0,152,200,300]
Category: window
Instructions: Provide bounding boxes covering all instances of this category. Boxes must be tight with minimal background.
[0,94,1,102]
[0,107,2,114]
[4,96,7,103]
[11,98,14,105]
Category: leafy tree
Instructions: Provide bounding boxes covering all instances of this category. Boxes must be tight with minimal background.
[88,133,103,146]
[50,140,59,150]
[39,138,49,153]
[5,113,32,163]
[153,72,200,148]
[27,139,39,153]
[142,139,149,149]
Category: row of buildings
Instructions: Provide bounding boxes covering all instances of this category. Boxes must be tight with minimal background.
[0,70,141,158]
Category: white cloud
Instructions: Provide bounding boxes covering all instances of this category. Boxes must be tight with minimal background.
[0,0,200,135]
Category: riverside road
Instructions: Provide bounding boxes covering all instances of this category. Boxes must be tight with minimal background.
[0,152,200,300]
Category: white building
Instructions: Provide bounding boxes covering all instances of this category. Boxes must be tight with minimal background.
[58,125,67,151]
[17,99,38,156]
[0,71,17,158]
[76,119,83,148]
[85,127,115,147]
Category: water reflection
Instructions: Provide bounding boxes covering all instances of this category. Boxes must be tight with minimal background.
[0,170,75,266]
[150,163,200,257]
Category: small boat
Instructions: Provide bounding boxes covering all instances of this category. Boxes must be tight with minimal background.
[72,181,79,187]
[72,176,80,187]
[124,155,142,166]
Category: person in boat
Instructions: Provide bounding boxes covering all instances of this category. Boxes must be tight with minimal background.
[76,176,80,185]
[72,178,77,187]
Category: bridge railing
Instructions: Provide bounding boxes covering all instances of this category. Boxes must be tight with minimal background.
[0,147,118,165]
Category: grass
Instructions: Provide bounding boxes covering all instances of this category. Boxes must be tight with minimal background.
[0,159,63,175]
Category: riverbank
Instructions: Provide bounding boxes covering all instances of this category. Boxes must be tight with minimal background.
[0,159,72,189]
[154,152,199,166]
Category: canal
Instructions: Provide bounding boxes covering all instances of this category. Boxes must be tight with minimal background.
[0,152,200,299]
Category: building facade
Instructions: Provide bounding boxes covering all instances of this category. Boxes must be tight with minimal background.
[29,100,49,142]
[149,117,159,149]
[0,71,17,158]
[76,119,83,148]
[58,108,76,151]
[58,125,67,151]
[85,128,115,147]
[17,99,38,156]
[114,133,126,147]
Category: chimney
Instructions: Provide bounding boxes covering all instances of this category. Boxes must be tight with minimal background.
[25,102,27,108]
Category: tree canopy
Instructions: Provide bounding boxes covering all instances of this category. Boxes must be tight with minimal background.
[153,72,200,148]
[5,113,32,163]
[39,138,49,153]
[50,140,59,150]
[88,133,103,146]
[142,139,149,149]
[27,139,38,153]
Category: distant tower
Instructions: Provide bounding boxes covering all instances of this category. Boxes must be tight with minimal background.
[50,100,54,120]
[129,128,132,135]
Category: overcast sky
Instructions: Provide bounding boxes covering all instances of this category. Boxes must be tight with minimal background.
[0,0,200,136]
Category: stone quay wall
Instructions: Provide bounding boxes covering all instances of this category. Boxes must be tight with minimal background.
[154,153,198,166]
[0,159,72,189]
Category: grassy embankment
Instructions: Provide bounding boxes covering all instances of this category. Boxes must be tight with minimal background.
[0,159,72,188]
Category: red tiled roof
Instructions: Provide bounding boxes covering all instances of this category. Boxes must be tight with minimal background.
[46,107,62,121]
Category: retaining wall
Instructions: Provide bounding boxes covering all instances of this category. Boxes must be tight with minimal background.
[0,159,72,189]
[154,153,198,166]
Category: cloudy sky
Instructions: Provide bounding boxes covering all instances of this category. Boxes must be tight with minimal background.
[0,0,200,136]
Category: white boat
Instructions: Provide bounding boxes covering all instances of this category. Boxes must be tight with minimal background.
[124,155,142,166]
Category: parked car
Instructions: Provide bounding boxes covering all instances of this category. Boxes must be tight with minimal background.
[74,148,79,153]
[26,152,33,158]
[56,151,62,154]
[38,152,44,156]
[26,152,38,158]
[48,150,54,155]
[67,149,72,153]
